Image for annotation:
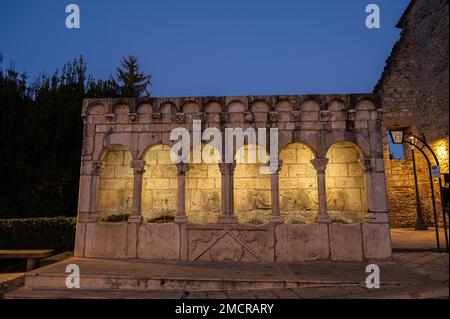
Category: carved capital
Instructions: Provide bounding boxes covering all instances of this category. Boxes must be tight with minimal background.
[291,110,301,122]
[320,110,330,122]
[81,160,102,176]
[197,112,207,122]
[268,159,283,174]
[220,112,230,123]
[128,113,138,122]
[152,112,162,121]
[310,157,329,173]
[130,160,146,175]
[358,157,372,173]
[174,112,185,124]
[105,113,115,122]
[176,162,189,176]
[268,111,278,123]
[219,162,236,175]
[244,111,254,123]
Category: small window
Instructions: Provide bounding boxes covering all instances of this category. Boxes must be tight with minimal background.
[387,134,405,160]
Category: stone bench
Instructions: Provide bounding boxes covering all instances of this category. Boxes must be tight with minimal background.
[0,250,55,271]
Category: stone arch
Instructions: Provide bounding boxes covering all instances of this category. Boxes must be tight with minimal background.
[137,103,153,114]
[275,99,294,112]
[181,101,201,114]
[185,144,222,223]
[136,103,153,123]
[279,143,318,224]
[141,144,178,223]
[96,144,134,222]
[250,100,270,113]
[233,144,271,224]
[113,103,131,123]
[86,102,106,115]
[205,101,222,113]
[160,101,177,114]
[355,98,377,111]
[227,100,246,113]
[327,98,347,111]
[324,137,368,158]
[300,98,320,112]
[325,141,367,223]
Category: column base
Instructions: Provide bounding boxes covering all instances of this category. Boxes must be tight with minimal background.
[174,215,188,224]
[217,215,238,224]
[316,212,331,224]
[270,215,284,224]
[128,214,142,224]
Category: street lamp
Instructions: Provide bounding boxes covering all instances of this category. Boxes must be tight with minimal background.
[388,129,427,230]
[389,129,404,144]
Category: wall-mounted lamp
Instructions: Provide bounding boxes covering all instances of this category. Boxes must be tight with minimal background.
[389,129,404,144]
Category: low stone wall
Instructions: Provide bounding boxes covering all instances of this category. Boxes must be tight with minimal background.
[75,222,392,262]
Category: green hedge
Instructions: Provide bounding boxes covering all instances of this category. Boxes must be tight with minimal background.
[0,217,76,252]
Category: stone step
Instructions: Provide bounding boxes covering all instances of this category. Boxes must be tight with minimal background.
[17,257,424,293]
[5,287,187,299]
[24,271,365,292]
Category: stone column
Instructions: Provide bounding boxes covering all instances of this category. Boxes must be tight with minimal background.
[128,160,146,223]
[78,160,102,223]
[75,160,101,257]
[175,162,189,223]
[358,157,374,220]
[270,160,284,224]
[364,157,390,223]
[311,157,330,223]
[217,162,238,224]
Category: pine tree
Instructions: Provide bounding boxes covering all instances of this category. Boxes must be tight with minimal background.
[112,55,151,98]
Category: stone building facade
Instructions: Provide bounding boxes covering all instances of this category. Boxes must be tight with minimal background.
[376,0,449,227]
[74,95,392,262]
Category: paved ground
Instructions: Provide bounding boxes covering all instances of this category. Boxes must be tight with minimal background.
[2,251,448,299]
[391,228,449,251]
[1,229,448,299]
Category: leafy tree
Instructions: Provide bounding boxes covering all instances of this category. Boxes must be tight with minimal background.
[0,53,151,218]
[112,55,151,97]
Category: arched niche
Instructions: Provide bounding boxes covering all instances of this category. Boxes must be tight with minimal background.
[185,144,222,223]
[141,144,178,223]
[279,143,318,224]
[325,141,367,223]
[233,144,271,224]
[96,144,133,222]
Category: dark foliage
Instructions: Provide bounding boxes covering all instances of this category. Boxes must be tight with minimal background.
[0,54,151,218]
[112,55,152,97]
[0,217,76,252]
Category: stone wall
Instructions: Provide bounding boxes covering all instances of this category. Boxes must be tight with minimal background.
[142,144,178,222]
[376,0,449,227]
[186,144,222,223]
[279,143,318,224]
[96,145,133,221]
[234,145,272,224]
[326,141,367,223]
[76,93,391,261]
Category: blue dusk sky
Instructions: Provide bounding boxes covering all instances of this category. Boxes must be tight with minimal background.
[0,0,410,97]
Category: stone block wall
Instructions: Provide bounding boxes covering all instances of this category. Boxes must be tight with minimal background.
[376,0,449,227]
[142,144,178,222]
[326,141,367,223]
[234,145,272,224]
[186,145,222,223]
[76,93,391,261]
[96,145,133,221]
[279,143,318,223]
